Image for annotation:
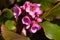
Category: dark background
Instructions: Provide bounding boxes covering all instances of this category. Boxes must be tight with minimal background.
[30,28,49,40]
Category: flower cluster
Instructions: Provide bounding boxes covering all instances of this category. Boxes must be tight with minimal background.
[12,1,43,35]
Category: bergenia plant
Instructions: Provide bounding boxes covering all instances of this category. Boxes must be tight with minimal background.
[12,1,42,35]
[0,0,60,40]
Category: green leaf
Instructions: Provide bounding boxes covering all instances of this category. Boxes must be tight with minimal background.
[41,2,60,21]
[1,24,30,40]
[2,8,13,19]
[41,21,60,40]
[30,0,57,10]
[5,20,16,31]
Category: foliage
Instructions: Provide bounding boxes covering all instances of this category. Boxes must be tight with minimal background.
[41,21,60,40]
[1,24,30,40]
[0,0,60,40]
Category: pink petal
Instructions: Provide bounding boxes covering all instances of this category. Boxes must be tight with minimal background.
[35,17,42,22]
[30,21,41,33]
[22,16,31,25]
[21,28,26,36]
[32,21,36,24]
[26,25,30,29]
[37,18,42,22]
[30,28,38,33]
[12,5,21,18]
[22,1,31,10]
[37,4,41,6]
[37,10,43,15]
[26,6,30,12]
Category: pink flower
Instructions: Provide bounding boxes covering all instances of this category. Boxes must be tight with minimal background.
[12,5,21,18]
[22,16,31,25]
[35,17,42,22]
[36,10,43,17]
[20,1,30,10]
[30,21,41,33]
[26,3,41,18]
[21,1,42,18]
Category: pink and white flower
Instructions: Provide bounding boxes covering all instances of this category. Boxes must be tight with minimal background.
[13,1,43,34]
[35,17,42,22]
[26,3,41,18]
[36,10,43,17]
[22,16,31,25]
[30,21,41,33]
[12,5,21,18]
[20,1,30,10]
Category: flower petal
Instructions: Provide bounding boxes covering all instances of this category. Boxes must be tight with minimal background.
[21,28,26,36]
[30,21,41,33]
[22,16,31,25]
[12,6,21,18]
[26,25,30,29]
